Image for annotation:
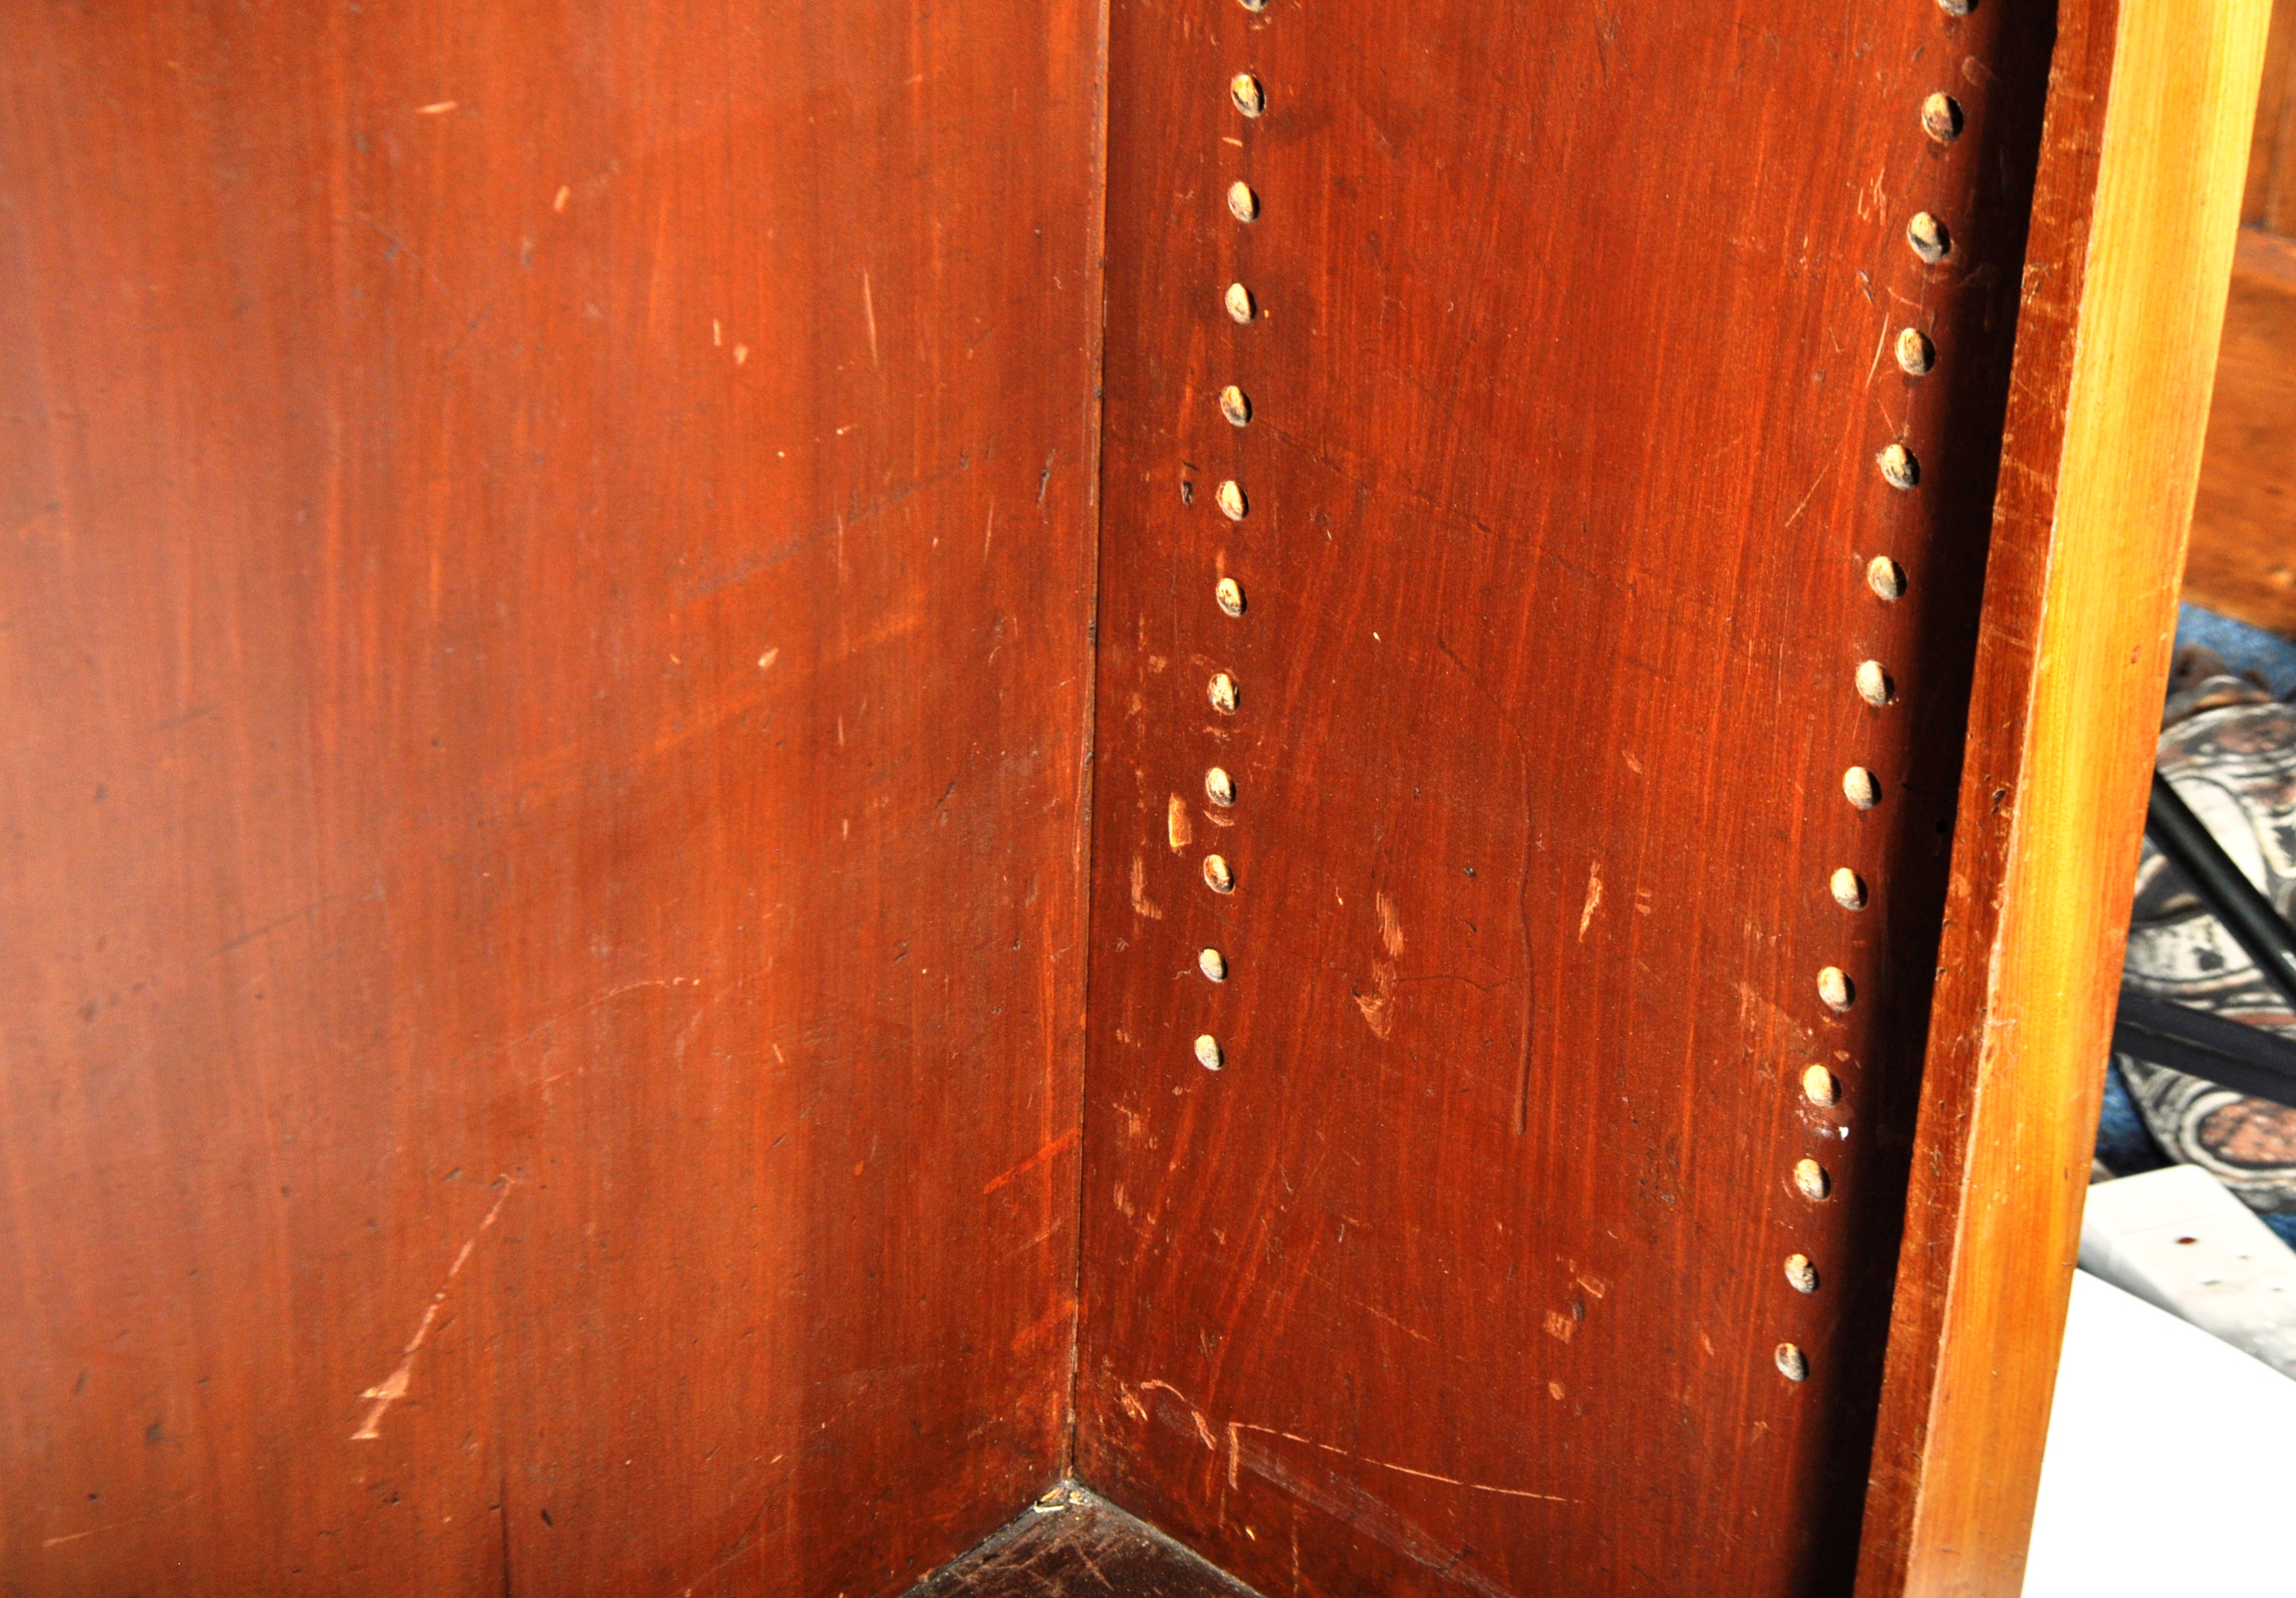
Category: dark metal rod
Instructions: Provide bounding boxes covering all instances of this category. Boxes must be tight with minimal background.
[2146,771,2296,1013]
[2112,985,2296,1112]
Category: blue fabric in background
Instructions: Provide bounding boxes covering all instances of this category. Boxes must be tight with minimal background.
[2175,601,2296,695]
[2093,1061,2170,1177]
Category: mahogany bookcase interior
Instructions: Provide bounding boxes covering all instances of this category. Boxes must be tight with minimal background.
[0,1,2266,1595]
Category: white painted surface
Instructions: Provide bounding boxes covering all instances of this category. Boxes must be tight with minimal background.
[2080,1164,2296,1377]
[2024,1270,2296,1596]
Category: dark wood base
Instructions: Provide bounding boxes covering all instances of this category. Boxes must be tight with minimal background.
[911,1488,1257,1598]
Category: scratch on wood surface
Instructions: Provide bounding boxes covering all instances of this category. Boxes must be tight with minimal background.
[1513,821,1538,1136]
[862,269,881,369]
[1139,1380,1218,1450]
[42,1510,168,1549]
[1577,862,1603,940]
[1353,891,1403,1038]
[981,1126,1080,1195]
[1302,1267,1436,1347]
[351,1180,515,1440]
[1862,307,1893,391]
[1375,890,1405,958]
[1736,979,1801,1046]
[1139,1386,1576,1523]
[1782,465,1827,530]
[1855,167,1888,221]
[999,1219,1063,1262]
[1168,796,1193,851]
[1074,1547,1116,1591]
[417,100,457,114]
[1543,1309,1576,1343]
[1130,854,1163,919]
[1213,1420,1570,1598]
[1353,967,1397,1039]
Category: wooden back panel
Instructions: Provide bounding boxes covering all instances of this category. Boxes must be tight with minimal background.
[0,3,1098,1591]
[1078,1,2066,1592]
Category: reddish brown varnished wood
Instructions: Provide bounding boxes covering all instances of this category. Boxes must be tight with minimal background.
[2182,229,2296,634]
[1079,2,2059,1594]
[1858,1,2270,1592]
[2241,0,2296,231]
[0,3,1099,1592]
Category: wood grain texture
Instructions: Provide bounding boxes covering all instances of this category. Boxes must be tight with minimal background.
[1855,1,2271,1594]
[1079,2,2061,1594]
[0,3,1100,1593]
[909,1489,1259,1598]
[2183,229,2296,634]
[2241,0,2296,230]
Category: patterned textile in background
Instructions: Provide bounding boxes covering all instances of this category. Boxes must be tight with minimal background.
[2116,660,2296,1222]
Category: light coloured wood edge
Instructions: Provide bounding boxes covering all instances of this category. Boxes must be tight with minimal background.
[1854,1,2271,1595]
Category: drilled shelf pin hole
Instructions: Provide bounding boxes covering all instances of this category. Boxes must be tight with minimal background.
[1228,181,1260,222]
[1794,1156,1832,1199]
[1219,385,1252,426]
[1204,767,1237,806]
[1215,480,1248,521]
[1894,328,1935,376]
[1203,854,1235,894]
[1907,211,1950,263]
[1842,766,1881,809]
[1829,868,1867,910]
[1776,1343,1809,1382]
[1867,555,1907,601]
[1231,73,1265,117]
[1195,1033,1225,1071]
[1225,282,1256,323]
[1784,1255,1819,1294]
[1877,442,1920,491]
[1818,967,1854,1012]
[1801,1066,1840,1108]
[1921,93,1964,144]
[1199,948,1228,982]
[1855,660,1894,707]
[1209,672,1239,713]
[1216,578,1246,617]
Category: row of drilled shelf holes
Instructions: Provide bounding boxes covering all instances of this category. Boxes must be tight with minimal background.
[1778,15,1968,1385]
[1181,0,1971,1393]
[1188,1,1270,1074]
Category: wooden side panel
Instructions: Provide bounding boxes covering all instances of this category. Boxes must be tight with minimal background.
[0,4,1099,1594]
[1079,3,2056,1594]
[1857,1,2271,1593]
[2182,229,2296,634]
